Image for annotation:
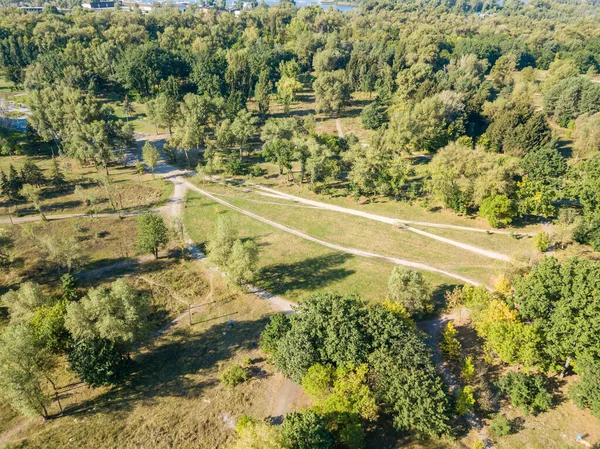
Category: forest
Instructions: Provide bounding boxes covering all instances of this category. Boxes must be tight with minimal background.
[1,0,600,447]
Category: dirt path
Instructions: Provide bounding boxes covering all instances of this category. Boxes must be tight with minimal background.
[181,178,484,287]
[237,184,512,262]
[0,420,31,447]
[334,116,344,139]
[0,208,165,225]
[418,309,495,448]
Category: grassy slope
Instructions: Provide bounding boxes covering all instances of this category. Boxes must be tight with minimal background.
[183,189,463,304]
[189,182,517,284]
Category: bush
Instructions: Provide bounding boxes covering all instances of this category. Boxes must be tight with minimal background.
[496,372,551,415]
[220,365,248,388]
[440,322,461,359]
[281,410,335,449]
[462,356,475,383]
[534,231,552,252]
[260,313,291,354]
[490,413,512,436]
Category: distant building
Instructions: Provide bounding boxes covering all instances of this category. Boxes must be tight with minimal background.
[81,1,120,10]
[133,2,190,13]
[18,6,44,12]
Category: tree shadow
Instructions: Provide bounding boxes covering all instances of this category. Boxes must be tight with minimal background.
[61,315,272,417]
[258,253,355,296]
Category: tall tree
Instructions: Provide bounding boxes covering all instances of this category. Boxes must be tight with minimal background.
[135,213,169,259]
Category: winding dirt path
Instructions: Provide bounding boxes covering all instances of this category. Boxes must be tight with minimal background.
[182,179,484,287]
[237,183,512,262]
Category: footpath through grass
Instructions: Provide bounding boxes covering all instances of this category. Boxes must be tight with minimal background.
[183,189,467,303]
[187,182,508,286]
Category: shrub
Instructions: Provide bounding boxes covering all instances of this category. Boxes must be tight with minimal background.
[462,356,475,383]
[220,365,248,388]
[534,231,552,252]
[280,410,334,449]
[496,372,551,415]
[490,413,512,436]
[440,322,461,359]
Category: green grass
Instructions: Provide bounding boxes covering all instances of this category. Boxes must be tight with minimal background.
[183,189,470,305]
[187,182,511,286]
[244,171,542,234]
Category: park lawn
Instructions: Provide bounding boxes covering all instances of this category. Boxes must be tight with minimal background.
[183,190,459,303]
[0,262,292,449]
[409,225,538,260]
[0,154,173,219]
[189,182,506,286]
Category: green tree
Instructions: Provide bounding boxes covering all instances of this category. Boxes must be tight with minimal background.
[231,109,258,161]
[0,323,57,418]
[260,313,292,355]
[281,410,334,449]
[30,300,69,353]
[478,195,515,228]
[135,213,169,259]
[496,372,551,415]
[277,76,303,114]
[40,235,83,274]
[122,95,134,122]
[313,70,351,115]
[534,231,552,253]
[440,322,461,359]
[0,228,13,267]
[225,239,259,287]
[21,184,47,221]
[360,103,382,130]
[142,141,160,177]
[66,337,130,387]
[255,69,272,116]
[65,279,150,345]
[2,281,52,322]
[387,267,432,316]
[568,355,600,419]
[207,215,238,268]
[456,386,476,415]
[147,92,179,135]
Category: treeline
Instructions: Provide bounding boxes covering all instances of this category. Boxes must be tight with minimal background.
[2,0,600,237]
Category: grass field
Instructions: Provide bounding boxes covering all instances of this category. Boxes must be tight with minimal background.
[183,188,474,307]
[187,181,519,285]
[0,154,173,219]
[0,215,140,291]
